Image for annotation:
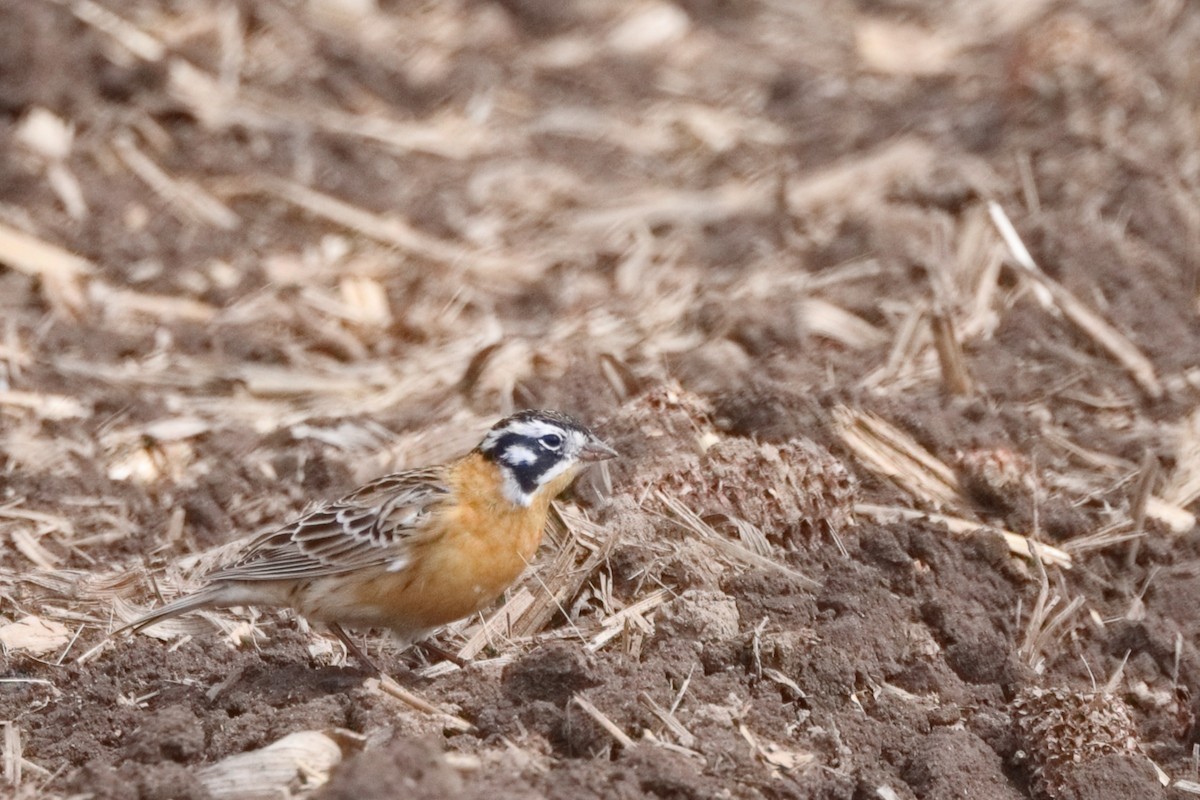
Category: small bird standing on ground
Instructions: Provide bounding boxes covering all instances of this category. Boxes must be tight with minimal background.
[119,410,617,669]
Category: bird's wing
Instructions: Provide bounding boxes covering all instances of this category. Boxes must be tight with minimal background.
[206,467,452,582]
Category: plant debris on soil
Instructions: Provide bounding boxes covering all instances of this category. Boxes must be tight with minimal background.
[2,0,1200,798]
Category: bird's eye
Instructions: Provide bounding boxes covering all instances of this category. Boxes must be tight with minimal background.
[539,433,563,451]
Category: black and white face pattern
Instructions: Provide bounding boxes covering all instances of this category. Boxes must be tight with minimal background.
[478,410,614,506]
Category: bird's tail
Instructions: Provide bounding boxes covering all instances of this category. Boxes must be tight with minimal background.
[112,585,227,637]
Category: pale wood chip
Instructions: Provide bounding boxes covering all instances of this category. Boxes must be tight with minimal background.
[90,281,219,323]
[10,529,64,569]
[572,182,769,232]
[0,390,91,420]
[586,589,668,653]
[198,729,363,799]
[799,299,889,350]
[66,0,166,61]
[1162,407,1200,510]
[856,18,962,75]
[2,722,20,788]
[1145,496,1196,534]
[456,588,535,660]
[737,722,816,774]
[832,406,964,509]
[0,616,72,655]
[140,417,213,442]
[0,222,94,317]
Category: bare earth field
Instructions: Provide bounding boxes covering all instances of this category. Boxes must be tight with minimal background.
[2,0,1200,798]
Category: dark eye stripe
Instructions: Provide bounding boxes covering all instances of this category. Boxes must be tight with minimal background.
[479,430,569,496]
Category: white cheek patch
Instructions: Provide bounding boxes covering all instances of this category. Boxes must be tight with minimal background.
[533,456,573,489]
[501,445,538,466]
[500,471,534,507]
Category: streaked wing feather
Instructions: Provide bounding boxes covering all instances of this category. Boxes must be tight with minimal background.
[208,467,450,582]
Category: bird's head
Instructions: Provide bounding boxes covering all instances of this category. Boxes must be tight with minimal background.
[478,409,617,507]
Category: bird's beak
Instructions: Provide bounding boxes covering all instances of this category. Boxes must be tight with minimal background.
[579,438,618,462]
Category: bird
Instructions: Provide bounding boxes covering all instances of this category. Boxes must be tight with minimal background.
[117,409,617,669]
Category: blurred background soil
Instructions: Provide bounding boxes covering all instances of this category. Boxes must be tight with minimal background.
[2,0,1200,798]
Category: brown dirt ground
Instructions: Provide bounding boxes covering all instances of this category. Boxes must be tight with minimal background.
[2,0,1200,798]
